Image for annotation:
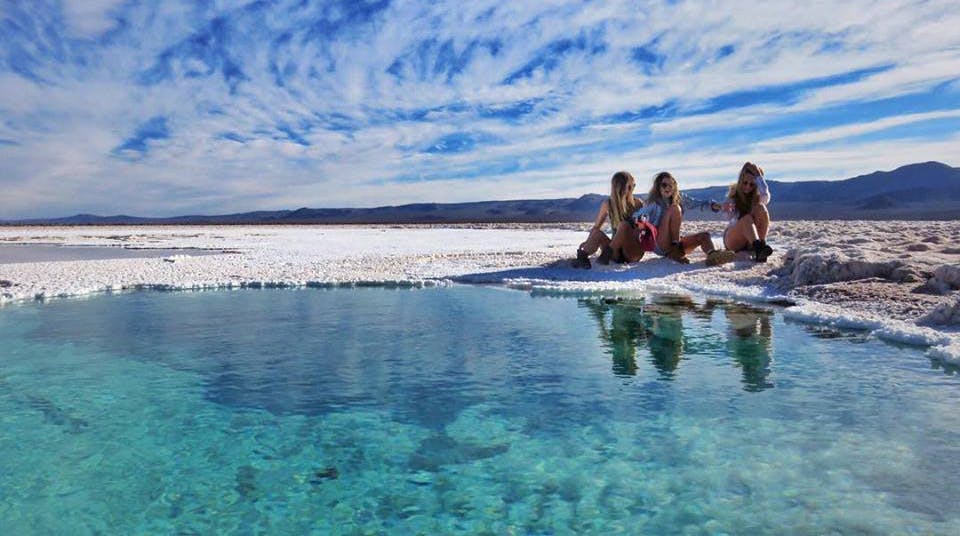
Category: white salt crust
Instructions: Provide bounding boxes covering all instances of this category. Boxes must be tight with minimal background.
[1,222,958,358]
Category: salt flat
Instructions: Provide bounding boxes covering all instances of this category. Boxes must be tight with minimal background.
[1,222,958,359]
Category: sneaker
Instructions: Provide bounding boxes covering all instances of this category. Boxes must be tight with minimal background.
[753,240,773,263]
[572,248,592,269]
[705,249,737,267]
[597,245,613,265]
[667,243,690,264]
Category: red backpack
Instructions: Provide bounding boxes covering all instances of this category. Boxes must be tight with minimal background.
[636,220,658,252]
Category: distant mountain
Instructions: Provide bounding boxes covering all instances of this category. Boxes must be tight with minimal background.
[681,161,960,220]
[3,161,958,225]
[769,161,960,202]
[2,197,611,225]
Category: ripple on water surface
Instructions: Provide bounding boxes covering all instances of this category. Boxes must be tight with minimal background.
[1,286,959,534]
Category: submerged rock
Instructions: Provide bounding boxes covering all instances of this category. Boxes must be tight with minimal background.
[310,466,339,484]
[235,465,257,498]
[407,433,510,472]
[24,394,89,433]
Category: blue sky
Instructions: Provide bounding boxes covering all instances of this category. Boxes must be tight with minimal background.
[1,0,959,218]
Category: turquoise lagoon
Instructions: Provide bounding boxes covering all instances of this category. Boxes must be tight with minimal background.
[1,286,959,534]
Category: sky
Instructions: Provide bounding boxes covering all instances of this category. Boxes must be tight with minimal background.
[1,0,959,218]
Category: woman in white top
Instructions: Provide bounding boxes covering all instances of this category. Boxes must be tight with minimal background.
[721,162,773,262]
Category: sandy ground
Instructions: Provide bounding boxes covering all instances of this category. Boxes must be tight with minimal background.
[1,222,958,357]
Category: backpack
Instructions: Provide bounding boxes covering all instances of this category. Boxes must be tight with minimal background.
[636,220,658,252]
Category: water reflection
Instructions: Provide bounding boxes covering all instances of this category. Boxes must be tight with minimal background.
[579,295,691,380]
[724,304,775,392]
[580,297,643,376]
[643,301,686,379]
[580,295,775,391]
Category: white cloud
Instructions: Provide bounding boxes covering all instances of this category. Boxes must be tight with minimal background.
[62,0,126,38]
[800,51,960,108]
[1,0,959,217]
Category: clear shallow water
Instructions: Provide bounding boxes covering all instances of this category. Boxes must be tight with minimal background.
[1,286,959,534]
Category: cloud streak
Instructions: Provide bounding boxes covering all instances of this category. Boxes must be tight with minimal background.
[1,0,959,217]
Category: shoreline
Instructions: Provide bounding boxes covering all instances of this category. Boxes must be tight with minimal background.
[2,223,958,360]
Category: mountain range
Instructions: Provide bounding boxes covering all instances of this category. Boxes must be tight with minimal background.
[4,161,959,225]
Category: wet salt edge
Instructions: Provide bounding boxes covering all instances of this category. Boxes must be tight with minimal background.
[1,224,958,363]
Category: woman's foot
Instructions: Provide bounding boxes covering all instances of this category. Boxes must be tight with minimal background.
[753,240,773,263]
[705,249,737,266]
[572,248,592,269]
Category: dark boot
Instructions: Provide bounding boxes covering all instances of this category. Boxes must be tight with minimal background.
[572,248,592,269]
[753,239,773,263]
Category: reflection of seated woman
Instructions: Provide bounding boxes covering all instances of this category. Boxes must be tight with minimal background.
[642,302,685,378]
[724,306,774,392]
[580,299,643,376]
[581,296,693,379]
[609,306,645,376]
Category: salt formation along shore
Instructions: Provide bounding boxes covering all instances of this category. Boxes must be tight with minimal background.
[1,222,958,361]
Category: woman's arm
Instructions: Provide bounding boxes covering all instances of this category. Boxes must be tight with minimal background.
[679,192,717,213]
[720,201,737,219]
[755,173,771,205]
[632,202,661,226]
[590,200,609,231]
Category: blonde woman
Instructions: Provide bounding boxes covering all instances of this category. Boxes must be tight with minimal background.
[572,171,644,268]
[631,171,734,266]
[721,162,773,262]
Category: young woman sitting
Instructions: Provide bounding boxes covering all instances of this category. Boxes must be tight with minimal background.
[629,171,735,266]
[721,162,773,262]
[572,171,644,269]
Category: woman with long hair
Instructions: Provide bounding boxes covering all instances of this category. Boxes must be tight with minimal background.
[572,171,645,268]
[630,171,734,265]
[721,162,773,262]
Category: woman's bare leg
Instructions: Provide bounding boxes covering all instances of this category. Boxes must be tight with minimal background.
[579,229,611,256]
[723,214,759,251]
[656,205,684,253]
[723,211,772,261]
[678,231,716,255]
[750,204,773,261]
[752,204,770,241]
[620,230,646,263]
[655,206,696,263]
[610,221,645,262]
